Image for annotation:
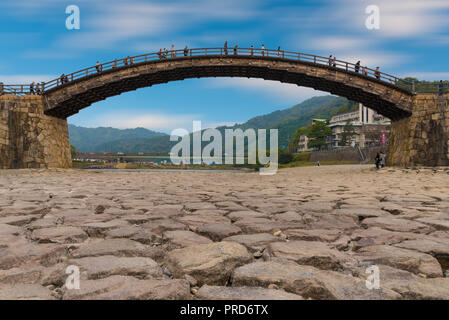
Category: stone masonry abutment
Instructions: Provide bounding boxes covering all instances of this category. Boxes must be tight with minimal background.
[388,93,449,167]
[0,95,71,169]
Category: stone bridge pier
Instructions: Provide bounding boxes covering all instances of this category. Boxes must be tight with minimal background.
[0,93,448,169]
[0,95,71,169]
[388,93,449,167]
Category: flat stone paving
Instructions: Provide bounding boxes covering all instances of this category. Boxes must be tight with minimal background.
[1,165,449,300]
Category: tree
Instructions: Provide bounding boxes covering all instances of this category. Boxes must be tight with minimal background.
[307,121,331,151]
[70,144,77,159]
[287,126,310,153]
[278,148,293,164]
[340,120,356,146]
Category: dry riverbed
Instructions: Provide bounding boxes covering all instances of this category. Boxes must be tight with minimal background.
[0,165,448,300]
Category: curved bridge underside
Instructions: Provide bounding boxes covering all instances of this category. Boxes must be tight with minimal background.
[43,56,414,120]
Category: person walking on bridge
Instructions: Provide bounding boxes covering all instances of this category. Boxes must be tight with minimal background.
[328,55,333,66]
[355,61,361,73]
[234,45,238,55]
[35,83,40,94]
[184,45,189,57]
[332,56,337,67]
[277,46,281,57]
[362,66,367,76]
[375,67,380,79]
[250,45,254,56]
[261,44,265,56]
[30,82,35,95]
[95,61,102,73]
[439,80,444,95]
[224,41,228,55]
[170,44,176,58]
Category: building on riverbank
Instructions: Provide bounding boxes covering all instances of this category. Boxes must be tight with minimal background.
[327,103,390,148]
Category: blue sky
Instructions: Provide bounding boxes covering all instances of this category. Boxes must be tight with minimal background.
[1,0,449,133]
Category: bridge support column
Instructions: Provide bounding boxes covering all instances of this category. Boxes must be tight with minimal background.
[0,95,71,169]
[388,94,449,167]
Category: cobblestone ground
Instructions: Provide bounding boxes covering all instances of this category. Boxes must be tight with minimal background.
[1,165,449,300]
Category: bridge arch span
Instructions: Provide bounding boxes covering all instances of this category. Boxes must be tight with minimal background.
[40,48,414,121]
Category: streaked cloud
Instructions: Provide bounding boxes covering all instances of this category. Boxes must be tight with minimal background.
[70,111,203,132]
[208,78,327,104]
[0,74,56,84]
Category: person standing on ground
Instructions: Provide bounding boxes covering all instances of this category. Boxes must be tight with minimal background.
[380,151,386,168]
[375,152,381,170]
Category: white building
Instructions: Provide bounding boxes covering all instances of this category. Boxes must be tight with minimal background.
[328,104,390,148]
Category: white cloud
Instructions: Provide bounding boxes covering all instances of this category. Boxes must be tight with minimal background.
[208,78,327,104]
[401,72,449,81]
[303,35,412,69]
[57,0,260,50]
[0,74,56,84]
[71,112,204,132]
[69,112,241,132]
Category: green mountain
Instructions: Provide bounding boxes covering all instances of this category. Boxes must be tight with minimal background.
[93,135,177,154]
[69,95,357,154]
[221,95,356,148]
[68,125,166,152]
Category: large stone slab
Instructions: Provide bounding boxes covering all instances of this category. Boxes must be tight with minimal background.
[81,220,129,237]
[265,241,355,271]
[166,242,252,285]
[222,233,278,252]
[196,285,304,300]
[71,239,151,258]
[232,261,399,300]
[163,230,212,248]
[196,223,242,241]
[31,226,88,244]
[361,217,432,233]
[356,245,443,278]
[69,255,163,280]
[62,275,190,300]
[0,284,55,300]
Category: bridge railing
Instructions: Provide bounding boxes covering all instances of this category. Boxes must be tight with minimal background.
[0,47,421,95]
